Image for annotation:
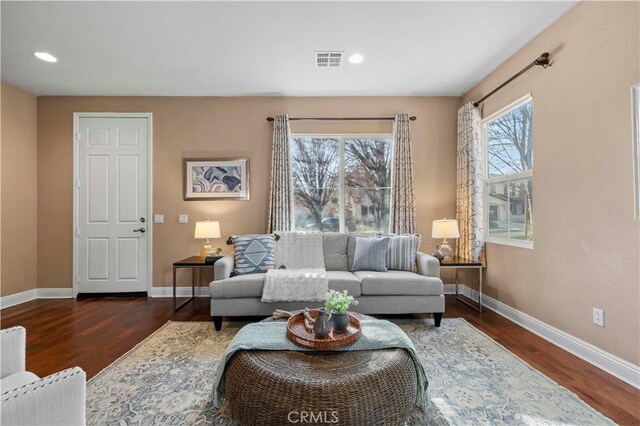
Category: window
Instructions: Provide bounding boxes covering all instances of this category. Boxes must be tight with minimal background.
[484,96,533,246]
[290,135,392,233]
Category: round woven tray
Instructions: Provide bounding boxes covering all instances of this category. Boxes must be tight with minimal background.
[286,310,361,350]
[223,314,418,426]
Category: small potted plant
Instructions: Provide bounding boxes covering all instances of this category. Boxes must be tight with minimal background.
[324,289,358,333]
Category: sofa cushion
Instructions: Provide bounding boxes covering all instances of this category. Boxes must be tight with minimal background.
[387,235,420,272]
[327,271,361,297]
[354,271,443,296]
[211,271,361,299]
[0,371,39,394]
[231,234,276,276]
[352,236,390,272]
[210,273,266,298]
[322,233,348,271]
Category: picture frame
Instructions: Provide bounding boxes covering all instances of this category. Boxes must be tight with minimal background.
[633,83,640,219]
[184,158,250,201]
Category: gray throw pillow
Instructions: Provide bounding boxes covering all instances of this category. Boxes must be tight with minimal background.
[347,233,380,271]
[322,233,348,271]
[231,234,276,276]
[352,236,390,272]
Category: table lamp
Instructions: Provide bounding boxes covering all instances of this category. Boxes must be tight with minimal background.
[194,219,221,260]
[432,218,460,261]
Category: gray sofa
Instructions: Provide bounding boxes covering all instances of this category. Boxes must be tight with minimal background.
[209,233,444,330]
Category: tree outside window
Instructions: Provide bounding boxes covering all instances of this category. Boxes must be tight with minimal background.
[290,135,392,233]
[484,98,533,244]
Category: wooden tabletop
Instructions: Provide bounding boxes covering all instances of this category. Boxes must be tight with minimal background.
[173,256,221,266]
[440,256,482,267]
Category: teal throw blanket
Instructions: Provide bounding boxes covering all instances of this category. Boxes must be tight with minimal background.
[212,319,428,411]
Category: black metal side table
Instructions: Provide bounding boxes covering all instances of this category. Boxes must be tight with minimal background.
[172,256,221,312]
[440,256,484,312]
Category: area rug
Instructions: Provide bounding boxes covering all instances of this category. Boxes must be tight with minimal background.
[86,318,613,425]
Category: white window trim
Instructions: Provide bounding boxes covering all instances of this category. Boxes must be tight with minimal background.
[482,95,534,249]
[485,236,534,249]
[290,133,392,233]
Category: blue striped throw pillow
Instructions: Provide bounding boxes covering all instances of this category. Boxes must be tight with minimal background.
[387,235,420,272]
[352,236,390,272]
[231,234,276,276]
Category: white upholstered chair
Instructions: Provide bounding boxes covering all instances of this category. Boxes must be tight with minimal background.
[0,326,86,425]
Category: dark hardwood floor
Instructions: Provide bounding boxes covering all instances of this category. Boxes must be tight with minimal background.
[1,295,638,424]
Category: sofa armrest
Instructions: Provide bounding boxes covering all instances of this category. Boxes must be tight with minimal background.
[416,252,440,278]
[1,326,26,379]
[214,255,234,281]
[1,367,86,426]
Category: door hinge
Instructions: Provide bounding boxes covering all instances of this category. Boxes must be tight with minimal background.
[76,132,81,141]
[76,227,80,236]
[76,179,80,189]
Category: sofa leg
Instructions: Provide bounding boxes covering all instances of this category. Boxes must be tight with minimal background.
[212,316,223,331]
[433,313,443,327]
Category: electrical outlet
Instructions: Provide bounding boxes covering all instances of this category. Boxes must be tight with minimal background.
[592,308,604,327]
[154,214,164,224]
[178,214,189,224]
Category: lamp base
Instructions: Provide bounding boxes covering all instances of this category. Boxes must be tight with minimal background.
[200,243,213,261]
[440,241,453,261]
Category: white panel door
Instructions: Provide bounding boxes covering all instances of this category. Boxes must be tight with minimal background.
[77,116,149,293]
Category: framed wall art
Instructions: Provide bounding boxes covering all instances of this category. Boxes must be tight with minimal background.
[184,158,249,200]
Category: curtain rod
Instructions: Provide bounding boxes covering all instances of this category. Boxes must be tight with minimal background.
[473,52,551,108]
[266,116,417,122]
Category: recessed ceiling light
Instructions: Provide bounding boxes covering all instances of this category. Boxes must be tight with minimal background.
[33,52,58,63]
[348,53,364,64]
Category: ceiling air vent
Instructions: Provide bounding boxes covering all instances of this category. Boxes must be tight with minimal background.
[315,51,343,68]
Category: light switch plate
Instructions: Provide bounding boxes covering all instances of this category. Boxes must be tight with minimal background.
[154,214,164,224]
[178,214,189,224]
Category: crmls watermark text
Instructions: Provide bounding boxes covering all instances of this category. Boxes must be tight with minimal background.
[287,411,339,424]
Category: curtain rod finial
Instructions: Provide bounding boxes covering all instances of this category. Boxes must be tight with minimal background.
[266,117,274,122]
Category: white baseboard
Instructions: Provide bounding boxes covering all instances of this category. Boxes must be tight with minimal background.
[0,289,38,309]
[446,283,640,389]
[37,288,74,298]
[150,286,210,297]
[1,288,73,309]
[1,286,206,307]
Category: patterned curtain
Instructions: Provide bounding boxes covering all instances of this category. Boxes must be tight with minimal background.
[389,114,417,234]
[267,115,293,233]
[455,103,485,262]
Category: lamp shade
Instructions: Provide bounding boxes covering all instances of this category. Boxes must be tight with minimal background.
[194,220,221,239]
[432,219,460,239]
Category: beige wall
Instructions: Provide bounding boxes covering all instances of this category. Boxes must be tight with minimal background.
[462,1,640,364]
[1,82,38,296]
[36,96,460,289]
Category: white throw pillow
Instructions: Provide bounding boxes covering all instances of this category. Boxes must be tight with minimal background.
[275,232,325,270]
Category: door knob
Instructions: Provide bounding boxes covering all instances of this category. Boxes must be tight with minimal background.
[134,227,146,233]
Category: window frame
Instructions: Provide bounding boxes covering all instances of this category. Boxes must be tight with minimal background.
[290,133,393,233]
[482,94,534,249]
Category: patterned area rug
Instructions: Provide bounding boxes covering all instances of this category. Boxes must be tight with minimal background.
[86,319,613,425]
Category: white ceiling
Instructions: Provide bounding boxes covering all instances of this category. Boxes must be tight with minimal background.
[1,1,577,97]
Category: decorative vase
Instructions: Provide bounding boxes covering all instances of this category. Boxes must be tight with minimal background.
[331,312,350,333]
[313,308,332,338]
[432,245,444,263]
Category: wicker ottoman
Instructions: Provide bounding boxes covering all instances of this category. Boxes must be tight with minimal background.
[223,314,418,426]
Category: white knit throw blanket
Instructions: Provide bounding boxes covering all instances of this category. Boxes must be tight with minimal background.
[261,268,328,303]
